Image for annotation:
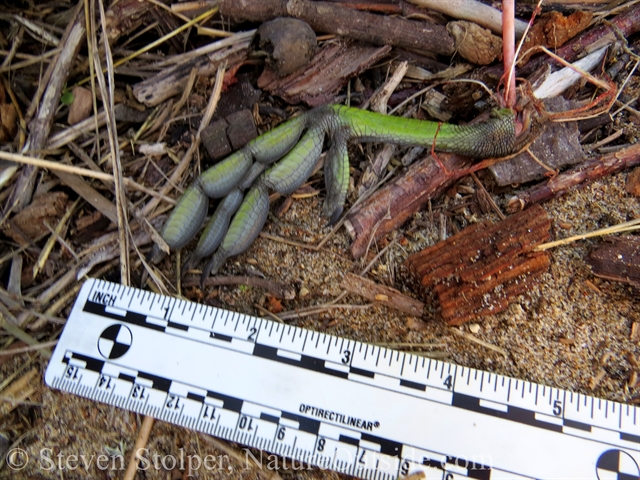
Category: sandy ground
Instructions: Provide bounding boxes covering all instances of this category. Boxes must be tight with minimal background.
[2,161,638,479]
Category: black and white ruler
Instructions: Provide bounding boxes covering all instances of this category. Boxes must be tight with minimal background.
[46,278,639,479]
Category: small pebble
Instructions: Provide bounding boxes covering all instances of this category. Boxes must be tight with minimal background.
[557,221,572,229]
[252,18,317,77]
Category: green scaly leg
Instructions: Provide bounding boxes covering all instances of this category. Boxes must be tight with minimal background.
[161,105,517,278]
[161,183,209,250]
[323,128,350,225]
[201,184,270,283]
[262,124,326,194]
[199,125,327,282]
[182,188,244,275]
[158,112,308,255]
[332,105,516,159]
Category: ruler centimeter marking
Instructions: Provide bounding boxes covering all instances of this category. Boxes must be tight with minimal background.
[45,278,640,480]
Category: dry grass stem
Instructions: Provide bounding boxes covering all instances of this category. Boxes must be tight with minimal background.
[141,63,225,218]
[123,415,155,480]
[0,340,58,356]
[0,151,176,204]
[449,328,508,356]
[536,218,640,250]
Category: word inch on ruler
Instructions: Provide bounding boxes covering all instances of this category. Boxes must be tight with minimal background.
[45,278,640,480]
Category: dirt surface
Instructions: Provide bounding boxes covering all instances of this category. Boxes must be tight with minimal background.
[2,165,638,479]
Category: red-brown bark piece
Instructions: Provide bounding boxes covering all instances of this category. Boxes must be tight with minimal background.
[587,236,640,289]
[405,205,551,325]
[520,4,640,76]
[258,41,391,106]
[345,153,471,259]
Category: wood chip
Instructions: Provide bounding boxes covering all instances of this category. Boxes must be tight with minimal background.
[406,205,551,325]
[626,167,640,197]
[587,236,640,289]
[520,11,593,62]
[632,322,640,342]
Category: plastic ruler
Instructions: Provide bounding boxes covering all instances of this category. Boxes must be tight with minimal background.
[45,278,639,479]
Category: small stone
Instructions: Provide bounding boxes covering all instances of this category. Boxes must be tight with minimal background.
[201,118,231,161]
[252,18,317,77]
[557,221,572,229]
[468,323,481,334]
[68,86,93,125]
[299,286,309,297]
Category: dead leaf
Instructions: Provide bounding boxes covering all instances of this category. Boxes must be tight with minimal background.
[4,192,70,244]
[266,295,284,314]
[447,21,502,65]
[0,81,17,142]
[521,11,593,62]
[0,104,17,142]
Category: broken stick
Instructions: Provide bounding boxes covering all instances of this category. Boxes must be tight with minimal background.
[345,153,471,260]
[341,272,424,316]
[219,0,455,56]
[506,142,640,213]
